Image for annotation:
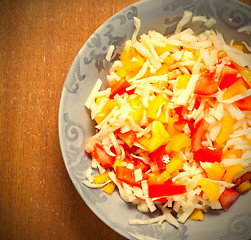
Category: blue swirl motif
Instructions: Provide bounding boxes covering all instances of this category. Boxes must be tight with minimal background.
[63,112,108,204]
[64,54,86,94]
[219,213,251,240]
[212,0,251,29]
[64,112,85,154]
[83,6,138,72]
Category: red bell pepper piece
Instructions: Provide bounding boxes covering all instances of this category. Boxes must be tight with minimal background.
[219,188,240,211]
[116,166,148,186]
[109,78,134,99]
[237,76,250,90]
[116,129,136,148]
[218,65,239,90]
[236,95,251,111]
[150,146,170,170]
[194,147,222,163]
[192,119,222,163]
[148,183,187,198]
[134,160,150,173]
[92,144,115,168]
[233,172,251,185]
[194,71,219,95]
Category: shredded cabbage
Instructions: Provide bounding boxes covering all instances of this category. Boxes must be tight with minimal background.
[83,11,251,228]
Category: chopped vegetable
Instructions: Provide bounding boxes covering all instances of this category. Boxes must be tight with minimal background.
[201,162,225,181]
[188,209,204,221]
[148,183,187,198]
[235,180,251,194]
[215,116,234,146]
[103,182,116,195]
[94,171,111,184]
[223,164,244,183]
[219,188,240,211]
[198,178,220,203]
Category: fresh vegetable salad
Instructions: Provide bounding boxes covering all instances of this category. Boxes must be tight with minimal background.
[84,11,251,227]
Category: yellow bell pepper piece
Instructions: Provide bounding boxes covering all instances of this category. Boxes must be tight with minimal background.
[154,43,173,56]
[198,178,220,203]
[117,45,145,78]
[177,74,191,90]
[148,121,170,153]
[113,159,126,172]
[103,181,116,195]
[222,81,248,100]
[201,162,225,181]
[235,180,251,194]
[163,55,175,66]
[192,49,200,61]
[223,164,244,183]
[136,136,151,150]
[189,209,204,221]
[240,67,251,87]
[128,95,144,124]
[148,171,161,184]
[95,98,118,124]
[122,54,145,73]
[94,171,111,184]
[154,63,168,76]
[146,93,168,122]
[166,132,191,152]
[166,117,179,137]
[155,157,183,183]
[116,66,128,78]
[215,116,234,146]
[120,44,135,62]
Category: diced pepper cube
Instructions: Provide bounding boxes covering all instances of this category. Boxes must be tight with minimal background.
[235,180,251,194]
[103,181,116,195]
[94,171,111,184]
[216,116,234,146]
[128,95,145,124]
[177,74,191,90]
[154,43,173,56]
[223,164,244,183]
[148,121,170,153]
[146,93,167,122]
[157,157,183,183]
[166,132,191,152]
[222,81,248,100]
[201,162,225,181]
[189,209,204,221]
[240,67,251,87]
[95,98,119,124]
[198,178,220,203]
[113,159,126,172]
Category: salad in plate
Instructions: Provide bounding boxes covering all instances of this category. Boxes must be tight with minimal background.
[83,11,251,228]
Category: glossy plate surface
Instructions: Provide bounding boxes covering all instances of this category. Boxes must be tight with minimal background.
[58,0,251,239]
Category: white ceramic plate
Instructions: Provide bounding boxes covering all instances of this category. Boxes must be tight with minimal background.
[58,0,251,239]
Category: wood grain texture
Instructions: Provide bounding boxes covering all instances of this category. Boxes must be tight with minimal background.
[0,0,250,240]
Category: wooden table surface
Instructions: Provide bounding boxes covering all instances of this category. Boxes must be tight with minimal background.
[0,0,250,240]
